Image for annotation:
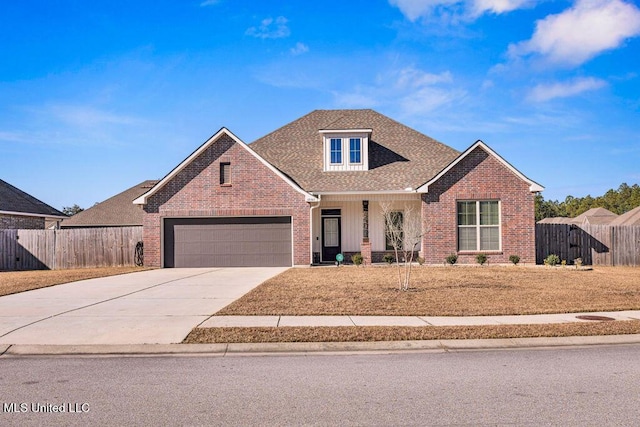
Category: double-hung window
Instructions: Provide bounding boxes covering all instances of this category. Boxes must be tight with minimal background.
[457,201,500,251]
[349,138,361,164]
[330,138,342,164]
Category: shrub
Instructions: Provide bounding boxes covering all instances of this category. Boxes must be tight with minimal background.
[509,255,520,265]
[544,254,561,266]
[476,253,488,265]
[445,253,458,265]
[351,253,363,266]
[382,254,394,264]
[416,256,425,265]
[574,257,583,268]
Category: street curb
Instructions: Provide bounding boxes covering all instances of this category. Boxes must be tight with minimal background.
[3,334,640,356]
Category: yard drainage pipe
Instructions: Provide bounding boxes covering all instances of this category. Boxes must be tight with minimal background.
[309,194,321,265]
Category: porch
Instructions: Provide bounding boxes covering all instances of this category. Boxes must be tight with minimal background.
[310,193,422,264]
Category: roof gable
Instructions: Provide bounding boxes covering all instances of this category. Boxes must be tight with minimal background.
[417,140,544,193]
[573,207,618,225]
[610,206,640,225]
[0,179,66,219]
[134,128,317,205]
[250,109,460,193]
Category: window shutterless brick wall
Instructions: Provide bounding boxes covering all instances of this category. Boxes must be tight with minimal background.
[421,147,536,264]
[142,134,310,267]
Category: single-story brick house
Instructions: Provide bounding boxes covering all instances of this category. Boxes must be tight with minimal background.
[0,178,67,229]
[134,109,543,267]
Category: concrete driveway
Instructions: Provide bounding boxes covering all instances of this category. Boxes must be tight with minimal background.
[0,267,287,345]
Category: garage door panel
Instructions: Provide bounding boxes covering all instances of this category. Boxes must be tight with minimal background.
[164,217,292,267]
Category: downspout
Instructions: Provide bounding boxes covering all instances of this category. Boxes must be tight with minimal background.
[309,194,321,265]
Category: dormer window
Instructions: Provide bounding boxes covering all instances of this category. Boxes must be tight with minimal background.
[349,138,361,164]
[330,138,342,164]
[320,129,371,172]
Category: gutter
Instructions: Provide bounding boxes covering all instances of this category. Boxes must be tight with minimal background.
[308,194,321,265]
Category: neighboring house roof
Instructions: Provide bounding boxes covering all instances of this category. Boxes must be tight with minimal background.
[62,180,158,227]
[0,178,66,219]
[609,206,640,225]
[537,217,574,224]
[250,109,462,193]
[573,207,618,225]
[134,128,318,205]
[537,207,619,225]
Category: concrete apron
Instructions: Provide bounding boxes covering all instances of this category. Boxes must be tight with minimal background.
[0,267,287,345]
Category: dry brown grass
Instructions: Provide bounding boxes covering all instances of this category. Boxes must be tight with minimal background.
[0,267,151,296]
[217,265,640,316]
[184,321,640,343]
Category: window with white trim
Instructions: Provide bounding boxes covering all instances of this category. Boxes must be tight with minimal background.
[330,138,342,164]
[349,138,361,164]
[457,201,500,251]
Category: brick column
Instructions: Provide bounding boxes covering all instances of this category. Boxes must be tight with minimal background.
[361,241,372,266]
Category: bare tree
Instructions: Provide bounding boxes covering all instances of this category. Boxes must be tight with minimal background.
[380,201,423,291]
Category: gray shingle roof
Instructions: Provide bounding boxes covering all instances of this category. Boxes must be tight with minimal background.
[573,207,618,225]
[0,179,66,218]
[249,109,460,192]
[610,206,640,225]
[61,180,158,227]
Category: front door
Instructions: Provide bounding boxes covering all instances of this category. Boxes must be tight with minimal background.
[322,217,341,262]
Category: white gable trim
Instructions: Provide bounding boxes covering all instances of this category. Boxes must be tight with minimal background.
[416,140,544,194]
[133,127,318,205]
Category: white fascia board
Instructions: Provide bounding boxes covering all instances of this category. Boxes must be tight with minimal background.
[318,129,373,134]
[416,140,545,194]
[0,210,67,220]
[133,127,318,205]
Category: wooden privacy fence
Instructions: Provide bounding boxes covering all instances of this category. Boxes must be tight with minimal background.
[536,224,640,266]
[0,227,143,270]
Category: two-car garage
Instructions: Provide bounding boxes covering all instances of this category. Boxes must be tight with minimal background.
[163,216,292,268]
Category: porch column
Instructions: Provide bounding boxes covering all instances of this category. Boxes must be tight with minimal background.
[361,200,372,265]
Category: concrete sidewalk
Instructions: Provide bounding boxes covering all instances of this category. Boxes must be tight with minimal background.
[199,311,640,328]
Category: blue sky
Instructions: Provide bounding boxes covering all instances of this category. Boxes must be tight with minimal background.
[1,0,639,210]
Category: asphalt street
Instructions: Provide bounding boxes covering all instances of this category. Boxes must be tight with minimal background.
[2,344,640,426]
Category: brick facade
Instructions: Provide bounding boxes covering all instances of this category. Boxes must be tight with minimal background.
[0,214,45,229]
[421,146,536,264]
[142,133,310,267]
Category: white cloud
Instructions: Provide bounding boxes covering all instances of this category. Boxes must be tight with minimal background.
[388,0,456,21]
[395,68,453,88]
[400,86,467,114]
[470,0,532,16]
[509,0,640,67]
[335,66,466,115]
[199,0,220,6]
[527,77,607,102]
[0,131,29,144]
[245,16,290,39]
[47,104,140,127]
[389,0,531,21]
[290,42,309,56]
[333,90,381,108]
